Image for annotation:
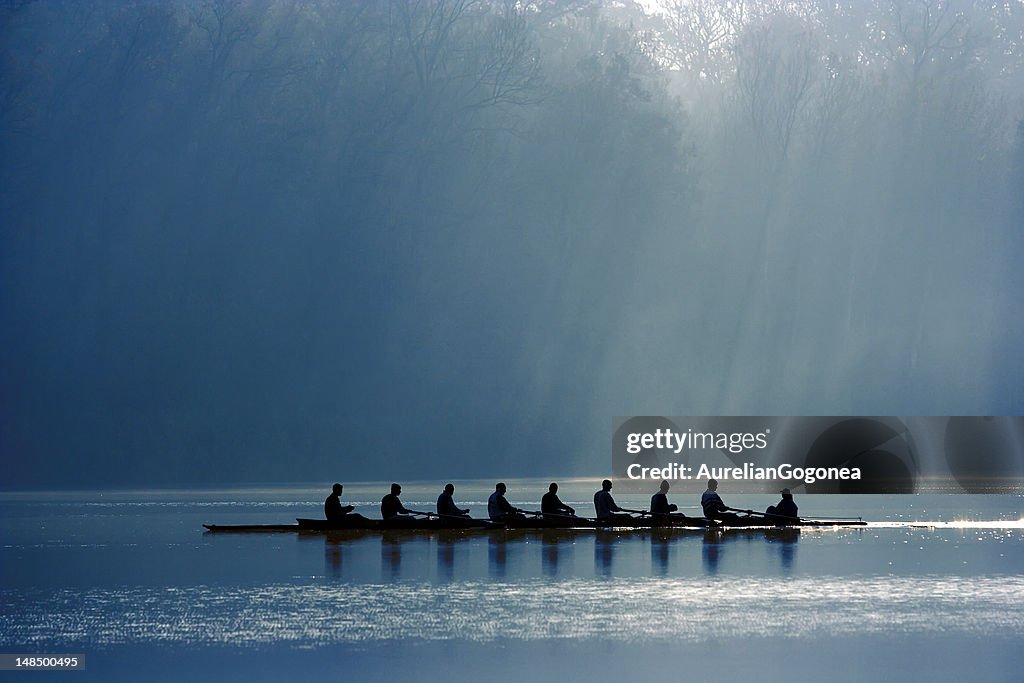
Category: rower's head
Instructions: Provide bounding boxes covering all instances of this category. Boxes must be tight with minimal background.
[496,482,507,494]
[659,480,670,493]
[780,487,792,498]
[444,483,455,495]
[549,482,558,493]
[332,483,343,495]
[391,483,402,495]
[707,479,718,491]
[602,479,613,491]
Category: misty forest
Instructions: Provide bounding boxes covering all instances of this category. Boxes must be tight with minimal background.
[2,0,1023,487]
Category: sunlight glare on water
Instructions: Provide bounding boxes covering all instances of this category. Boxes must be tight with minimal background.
[3,576,1023,647]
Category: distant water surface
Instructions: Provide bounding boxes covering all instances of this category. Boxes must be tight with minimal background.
[1,481,1023,681]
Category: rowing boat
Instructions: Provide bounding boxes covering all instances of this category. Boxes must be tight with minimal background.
[202,514,865,533]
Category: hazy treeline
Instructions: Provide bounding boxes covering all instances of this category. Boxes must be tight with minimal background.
[2,0,1022,487]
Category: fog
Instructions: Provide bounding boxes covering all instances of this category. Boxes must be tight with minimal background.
[2,0,1022,488]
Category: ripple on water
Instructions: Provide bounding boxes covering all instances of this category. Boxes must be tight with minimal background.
[2,575,1024,647]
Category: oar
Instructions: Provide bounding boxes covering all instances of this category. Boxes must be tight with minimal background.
[407,509,503,528]
[725,506,800,523]
[524,509,578,517]
[408,509,468,522]
[409,509,470,521]
[726,506,788,517]
[722,506,862,523]
[525,509,600,524]
[725,506,766,516]
[620,508,650,516]
[648,509,700,520]
[490,505,532,516]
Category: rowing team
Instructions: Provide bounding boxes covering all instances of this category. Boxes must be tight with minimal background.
[325,478,799,524]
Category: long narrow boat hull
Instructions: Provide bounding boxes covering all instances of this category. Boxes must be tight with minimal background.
[203,523,300,533]
[705,516,866,528]
[606,515,714,529]
[499,515,715,529]
[203,516,865,533]
[295,517,502,531]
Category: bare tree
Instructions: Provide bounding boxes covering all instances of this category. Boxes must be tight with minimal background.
[735,13,819,169]
[660,0,746,84]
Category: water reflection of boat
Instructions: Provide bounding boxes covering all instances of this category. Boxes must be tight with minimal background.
[702,526,802,540]
[701,526,801,574]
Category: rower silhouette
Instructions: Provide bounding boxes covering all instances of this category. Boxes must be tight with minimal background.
[766,488,799,521]
[325,483,354,520]
[381,483,413,520]
[488,482,526,522]
[325,483,370,525]
[437,483,471,517]
[593,479,632,525]
[650,480,678,517]
[541,482,575,519]
[700,479,741,525]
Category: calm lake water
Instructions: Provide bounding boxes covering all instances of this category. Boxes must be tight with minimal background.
[2,479,1023,681]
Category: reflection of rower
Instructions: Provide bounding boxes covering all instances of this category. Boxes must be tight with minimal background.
[595,534,616,575]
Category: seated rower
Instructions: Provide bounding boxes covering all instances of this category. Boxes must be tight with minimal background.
[701,479,740,524]
[324,483,371,524]
[766,488,799,521]
[325,483,354,521]
[594,479,632,524]
[650,480,679,517]
[437,483,470,517]
[488,482,526,522]
[381,483,413,520]
[541,482,575,519]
